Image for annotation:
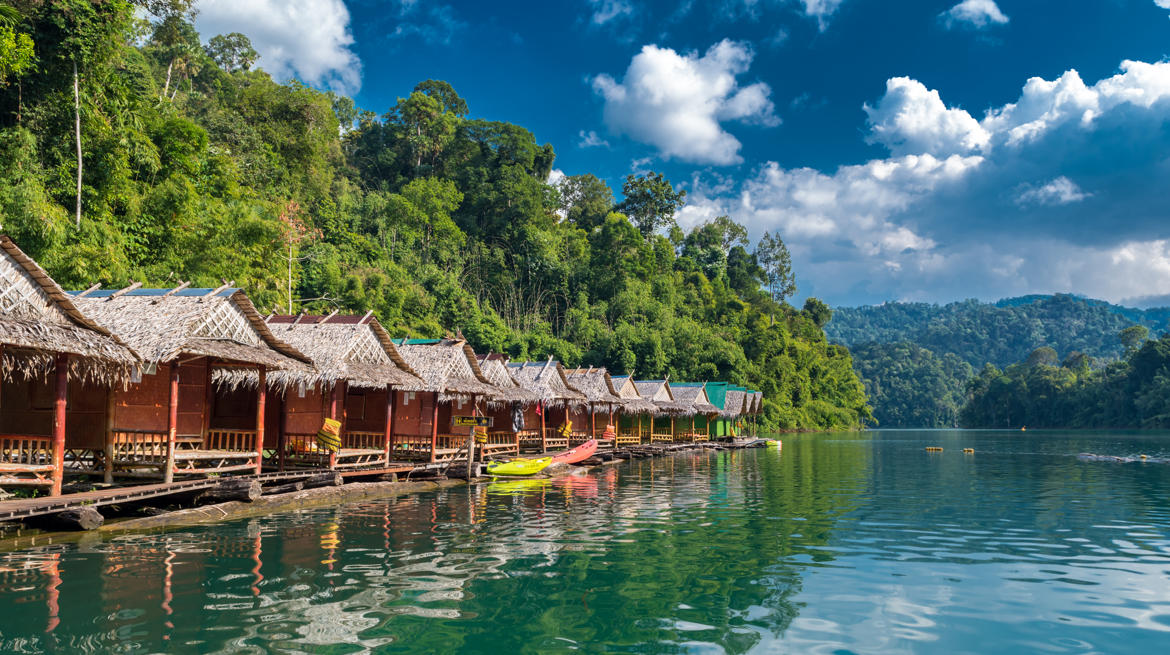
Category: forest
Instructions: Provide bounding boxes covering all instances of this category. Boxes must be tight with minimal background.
[828,295,1170,428]
[0,0,872,431]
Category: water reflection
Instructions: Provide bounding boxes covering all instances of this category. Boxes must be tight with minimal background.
[0,432,1169,653]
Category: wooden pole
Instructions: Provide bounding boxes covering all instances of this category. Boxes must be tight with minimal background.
[164,362,179,484]
[202,358,214,438]
[255,365,266,475]
[591,406,596,440]
[430,392,439,463]
[277,390,287,472]
[466,395,476,480]
[328,382,340,470]
[50,353,68,496]
[539,402,546,453]
[383,387,395,466]
[104,387,115,484]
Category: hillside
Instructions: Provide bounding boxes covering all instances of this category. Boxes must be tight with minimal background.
[827,294,1168,428]
[0,1,870,431]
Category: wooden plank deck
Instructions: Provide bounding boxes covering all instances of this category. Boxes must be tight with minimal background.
[0,470,322,522]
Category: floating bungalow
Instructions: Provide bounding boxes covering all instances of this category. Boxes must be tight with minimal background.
[668,383,720,442]
[635,380,691,443]
[507,359,587,452]
[70,284,312,482]
[475,354,540,458]
[721,387,749,437]
[564,367,627,447]
[261,314,427,470]
[0,237,138,495]
[393,339,504,462]
[608,374,653,445]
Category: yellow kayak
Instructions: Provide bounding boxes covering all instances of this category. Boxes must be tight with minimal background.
[486,456,552,477]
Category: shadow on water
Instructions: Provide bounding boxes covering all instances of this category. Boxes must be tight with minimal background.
[1,431,1169,653]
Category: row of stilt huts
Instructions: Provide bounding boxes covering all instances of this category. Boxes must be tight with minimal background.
[0,236,763,497]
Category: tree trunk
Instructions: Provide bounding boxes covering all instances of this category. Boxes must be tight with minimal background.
[28,507,104,531]
[163,58,173,98]
[262,481,304,495]
[301,472,343,489]
[195,478,262,504]
[73,60,82,228]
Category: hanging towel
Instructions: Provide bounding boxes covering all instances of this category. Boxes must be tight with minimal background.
[317,418,342,453]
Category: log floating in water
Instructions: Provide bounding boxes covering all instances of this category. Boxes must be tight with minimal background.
[263,481,304,495]
[27,506,104,531]
[195,478,262,504]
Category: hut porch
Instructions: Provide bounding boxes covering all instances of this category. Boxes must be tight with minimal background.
[269,383,393,470]
[388,390,475,463]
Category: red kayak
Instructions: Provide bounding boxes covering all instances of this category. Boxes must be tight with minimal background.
[551,439,597,465]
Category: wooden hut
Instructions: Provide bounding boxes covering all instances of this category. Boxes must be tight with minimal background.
[71,286,311,481]
[721,387,748,437]
[609,375,656,445]
[703,382,731,439]
[669,383,720,442]
[507,359,587,452]
[635,380,690,443]
[475,354,539,458]
[0,236,138,495]
[393,339,504,463]
[564,367,627,447]
[261,314,426,470]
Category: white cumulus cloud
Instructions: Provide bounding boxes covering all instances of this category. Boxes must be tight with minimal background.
[589,0,634,24]
[578,130,610,148]
[196,0,362,94]
[865,77,990,155]
[800,0,846,30]
[592,40,779,165]
[1015,177,1091,207]
[941,0,1009,29]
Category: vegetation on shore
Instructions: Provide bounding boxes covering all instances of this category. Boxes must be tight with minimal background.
[0,1,871,431]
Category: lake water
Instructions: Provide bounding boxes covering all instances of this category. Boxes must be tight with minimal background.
[2,430,1169,653]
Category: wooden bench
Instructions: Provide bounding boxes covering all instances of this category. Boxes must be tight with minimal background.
[543,428,569,451]
[650,432,674,443]
[110,429,260,477]
[482,431,519,457]
[282,431,388,469]
[0,436,55,487]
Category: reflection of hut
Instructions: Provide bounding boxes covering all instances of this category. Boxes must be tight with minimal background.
[669,383,720,442]
[475,354,539,458]
[393,339,503,462]
[507,359,587,452]
[563,367,625,446]
[262,314,426,469]
[609,375,656,445]
[72,286,310,481]
[0,237,137,495]
[635,380,689,443]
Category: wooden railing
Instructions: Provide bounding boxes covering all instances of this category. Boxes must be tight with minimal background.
[344,431,385,451]
[543,428,569,451]
[0,436,55,486]
[111,430,169,462]
[483,431,519,457]
[205,429,258,453]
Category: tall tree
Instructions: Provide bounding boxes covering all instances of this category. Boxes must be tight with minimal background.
[616,172,686,240]
[557,173,613,231]
[204,32,257,73]
[756,231,796,304]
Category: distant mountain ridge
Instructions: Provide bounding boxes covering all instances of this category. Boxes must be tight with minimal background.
[827,294,1170,368]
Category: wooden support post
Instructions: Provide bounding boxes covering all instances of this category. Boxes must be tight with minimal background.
[202,358,214,437]
[328,382,340,470]
[539,402,547,453]
[104,387,115,484]
[591,407,596,439]
[466,395,476,480]
[255,365,265,475]
[430,392,439,464]
[50,353,68,497]
[277,390,287,471]
[164,362,179,484]
[383,386,395,466]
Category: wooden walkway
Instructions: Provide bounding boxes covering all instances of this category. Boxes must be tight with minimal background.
[0,471,326,522]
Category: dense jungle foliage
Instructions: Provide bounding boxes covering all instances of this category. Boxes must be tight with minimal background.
[829,295,1169,428]
[0,1,872,431]
[962,328,1170,429]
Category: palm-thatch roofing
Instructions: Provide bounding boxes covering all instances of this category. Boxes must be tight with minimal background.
[749,391,764,414]
[507,359,587,408]
[394,338,505,402]
[476,354,541,404]
[564,367,624,405]
[608,374,658,414]
[670,383,720,415]
[263,314,425,390]
[71,286,311,377]
[0,236,138,384]
[635,379,692,415]
[721,388,748,418]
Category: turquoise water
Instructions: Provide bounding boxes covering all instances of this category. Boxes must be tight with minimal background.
[2,430,1170,653]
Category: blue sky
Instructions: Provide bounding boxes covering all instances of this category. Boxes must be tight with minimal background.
[196,0,1170,308]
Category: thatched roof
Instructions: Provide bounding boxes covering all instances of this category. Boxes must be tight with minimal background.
[722,389,748,418]
[564,367,624,405]
[71,286,311,374]
[608,374,658,414]
[635,379,692,415]
[476,354,541,404]
[395,338,504,401]
[671,383,720,415]
[263,314,425,390]
[507,359,587,408]
[750,391,764,414]
[0,236,138,384]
